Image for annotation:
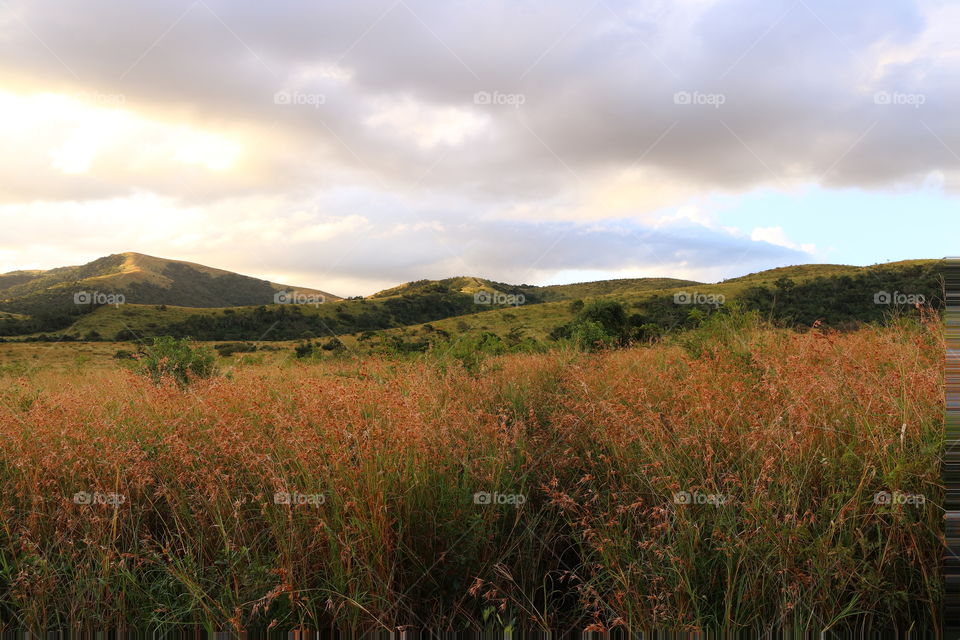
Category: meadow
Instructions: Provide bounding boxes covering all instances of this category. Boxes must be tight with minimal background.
[0,313,944,635]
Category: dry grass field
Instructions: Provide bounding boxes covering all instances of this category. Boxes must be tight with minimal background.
[0,314,943,634]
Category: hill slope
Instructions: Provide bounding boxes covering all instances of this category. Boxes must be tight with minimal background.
[0,252,340,318]
[369,275,700,303]
[358,259,945,348]
[0,257,944,343]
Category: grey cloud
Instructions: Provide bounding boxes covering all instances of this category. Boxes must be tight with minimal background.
[0,0,952,290]
[217,213,805,295]
[0,0,956,204]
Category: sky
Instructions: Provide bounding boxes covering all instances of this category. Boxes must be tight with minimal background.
[0,0,957,296]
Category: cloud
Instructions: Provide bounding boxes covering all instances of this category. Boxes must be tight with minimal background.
[0,0,954,289]
[750,226,816,255]
[0,191,807,295]
[1,0,956,199]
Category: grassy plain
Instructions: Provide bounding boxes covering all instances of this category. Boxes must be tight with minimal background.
[0,313,943,634]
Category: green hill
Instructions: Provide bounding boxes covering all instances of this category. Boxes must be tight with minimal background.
[0,256,944,344]
[345,259,945,350]
[0,252,340,335]
[369,275,701,303]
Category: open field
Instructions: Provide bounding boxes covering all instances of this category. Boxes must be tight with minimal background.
[0,314,943,634]
[0,340,297,374]
[3,0,955,634]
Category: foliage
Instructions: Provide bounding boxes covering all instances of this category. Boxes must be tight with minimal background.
[294,340,317,359]
[442,331,507,371]
[553,299,646,349]
[135,336,218,385]
[569,319,611,351]
[738,262,942,327]
[214,342,258,357]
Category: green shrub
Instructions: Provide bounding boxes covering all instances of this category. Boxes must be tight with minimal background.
[552,299,629,349]
[214,342,257,357]
[136,336,218,386]
[321,337,347,353]
[569,319,612,351]
[444,332,506,372]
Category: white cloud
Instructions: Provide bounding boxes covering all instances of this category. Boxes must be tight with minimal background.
[365,96,488,149]
[750,226,816,255]
[0,0,952,289]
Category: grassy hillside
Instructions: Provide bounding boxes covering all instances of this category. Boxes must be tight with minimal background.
[0,253,343,336]
[0,252,340,318]
[0,258,944,344]
[370,275,700,303]
[12,283,500,342]
[360,259,944,348]
[533,277,700,301]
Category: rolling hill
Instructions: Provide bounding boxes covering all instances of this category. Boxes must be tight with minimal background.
[0,252,339,315]
[0,255,945,343]
[370,275,701,303]
[349,258,945,349]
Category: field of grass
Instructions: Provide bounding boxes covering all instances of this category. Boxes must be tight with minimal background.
[0,314,943,634]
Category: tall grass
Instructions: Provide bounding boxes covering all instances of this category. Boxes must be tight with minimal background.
[0,317,942,634]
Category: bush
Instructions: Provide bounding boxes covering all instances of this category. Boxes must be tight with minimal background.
[321,337,347,353]
[552,299,628,350]
[294,341,317,359]
[443,332,507,372]
[114,329,138,341]
[214,342,257,357]
[569,319,612,351]
[136,336,218,386]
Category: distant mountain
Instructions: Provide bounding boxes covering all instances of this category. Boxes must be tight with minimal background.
[369,275,701,302]
[360,259,945,346]
[0,252,340,317]
[0,255,944,342]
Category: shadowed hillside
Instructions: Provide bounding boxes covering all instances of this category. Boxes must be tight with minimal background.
[0,253,340,333]
[0,256,944,343]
